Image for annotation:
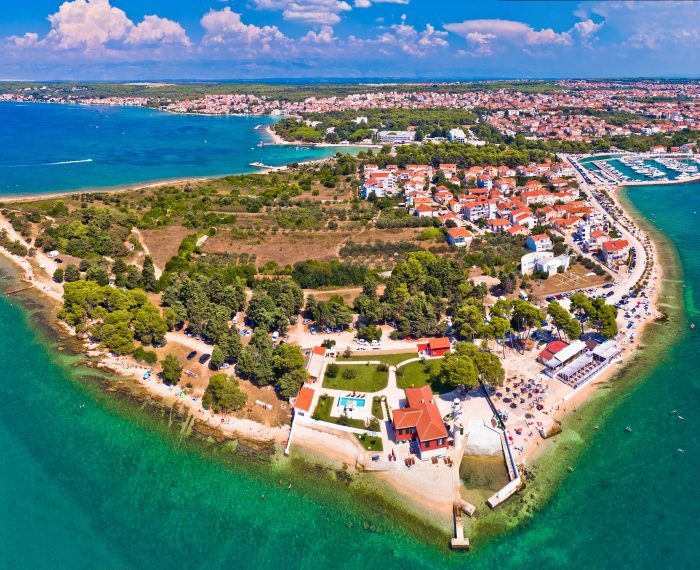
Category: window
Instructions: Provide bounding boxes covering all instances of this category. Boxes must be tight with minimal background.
[424,440,430,448]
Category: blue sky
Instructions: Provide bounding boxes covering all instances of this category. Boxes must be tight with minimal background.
[2,0,700,80]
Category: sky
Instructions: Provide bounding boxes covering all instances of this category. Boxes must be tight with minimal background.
[1,0,700,80]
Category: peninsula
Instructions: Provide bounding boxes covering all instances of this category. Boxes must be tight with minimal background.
[1,78,696,547]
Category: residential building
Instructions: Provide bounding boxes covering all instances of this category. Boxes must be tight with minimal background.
[527,234,553,252]
[392,386,449,458]
[446,227,473,248]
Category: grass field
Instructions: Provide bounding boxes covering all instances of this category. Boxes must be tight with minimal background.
[322,364,388,392]
[396,359,451,392]
[355,433,383,452]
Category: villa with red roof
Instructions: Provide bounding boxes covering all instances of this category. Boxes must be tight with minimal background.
[392,386,449,458]
[602,239,630,264]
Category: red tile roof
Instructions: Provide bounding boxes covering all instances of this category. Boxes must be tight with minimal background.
[539,341,568,363]
[429,337,451,351]
[295,387,315,412]
[400,386,448,442]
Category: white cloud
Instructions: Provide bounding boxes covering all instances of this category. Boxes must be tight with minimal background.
[126,15,190,47]
[444,18,572,56]
[6,0,189,55]
[578,1,700,51]
[302,25,336,43]
[252,0,352,26]
[201,7,287,52]
[351,15,448,57]
[573,18,604,47]
[355,0,410,7]
[46,0,134,50]
[8,32,40,48]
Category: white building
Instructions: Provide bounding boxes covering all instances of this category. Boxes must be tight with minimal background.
[448,128,467,143]
[377,130,416,144]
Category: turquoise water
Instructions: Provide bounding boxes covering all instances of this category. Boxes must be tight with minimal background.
[0,101,699,567]
[339,397,367,407]
[0,102,345,195]
[0,183,697,568]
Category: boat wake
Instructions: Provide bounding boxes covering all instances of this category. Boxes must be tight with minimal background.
[44,159,93,166]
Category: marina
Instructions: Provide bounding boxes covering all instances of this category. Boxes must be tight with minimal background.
[578,153,700,186]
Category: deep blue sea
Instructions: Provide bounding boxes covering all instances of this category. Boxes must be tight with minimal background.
[0,102,698,568]
[0,102,344,195]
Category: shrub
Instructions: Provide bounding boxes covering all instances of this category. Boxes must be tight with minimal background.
[133,346,158,364]
[342,368,357,380]
[325,363,339,378]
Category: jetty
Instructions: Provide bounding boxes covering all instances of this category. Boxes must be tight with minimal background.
[4,284,33,296]
[450,502,471,550]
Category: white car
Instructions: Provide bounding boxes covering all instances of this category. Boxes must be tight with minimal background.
[371,340,380,346]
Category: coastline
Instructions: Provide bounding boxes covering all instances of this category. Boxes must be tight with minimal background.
[0,164,687,549]
[462,178,684,543]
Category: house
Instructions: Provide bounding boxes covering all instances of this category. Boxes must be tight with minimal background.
[536,254,571,276]
[507,224,528,236]
[448,128,467,143]
[414,204,438,218]
[392,386,449,458]
[650,145,666,154]
[123,241,135,252]
[418,337,452,357]
[527,234,553,252]
[486,218,512,233]
[293,387,315,417]
[305,346,327,381]
[601,239,630,265]
[446,227,473,248]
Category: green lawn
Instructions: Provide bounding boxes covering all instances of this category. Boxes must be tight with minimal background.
[355,432,384,452]
[337,352,417,367]
[312,395,366,430]
[371,396,384,420]
[396,359,451,392]
[322,364,388,392]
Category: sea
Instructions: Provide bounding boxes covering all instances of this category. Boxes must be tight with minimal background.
[0,102,347,195]
[0,103,699,569]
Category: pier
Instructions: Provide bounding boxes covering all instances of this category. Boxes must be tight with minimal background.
[3,284,33,296]
[450,504,470,550]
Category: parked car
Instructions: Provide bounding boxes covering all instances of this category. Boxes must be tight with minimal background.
[198,354,211,364]
[187,351,197,360]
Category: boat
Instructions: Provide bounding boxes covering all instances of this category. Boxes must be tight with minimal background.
[691,323,695,330]
[625,426,632,433]
[257,141,265,147]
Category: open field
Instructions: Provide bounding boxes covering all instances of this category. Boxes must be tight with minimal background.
[530,263,610,297]
[322,363,389,392]
[396,359,447,391]
[139,226,193,270]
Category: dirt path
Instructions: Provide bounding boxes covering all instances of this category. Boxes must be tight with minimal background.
[132,227,163,278]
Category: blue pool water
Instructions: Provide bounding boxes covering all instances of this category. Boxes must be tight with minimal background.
[338,397,366,408]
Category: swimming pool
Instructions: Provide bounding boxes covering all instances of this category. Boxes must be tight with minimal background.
[337,397,366,408]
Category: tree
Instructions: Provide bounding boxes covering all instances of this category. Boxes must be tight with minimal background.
[272,343,308,398]
[453,301,483,340]
[440,350,479,389]
[202,373,247,413]
[64,264,81,282]
[141,256,157,291]
[85,266,109,286]
[161,354,182,386]
[219,329,243,363]
[356,324,382,342]
[472,350,505,386]
[53,268,64,283]
[210,346,225,370]
[132,304,167,346]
